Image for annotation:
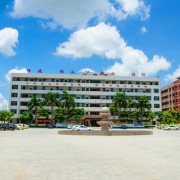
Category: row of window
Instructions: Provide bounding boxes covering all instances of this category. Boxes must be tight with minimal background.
[12,85,160,93]
[11,95,160,102]
[10,103,161,115]
[11,100,160,108]
[12,77,159,85]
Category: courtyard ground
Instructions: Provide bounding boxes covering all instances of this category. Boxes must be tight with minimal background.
[0,128,180,180]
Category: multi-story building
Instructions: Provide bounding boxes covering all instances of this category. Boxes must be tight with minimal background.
[9,72,161,123]
[161,76,180,111]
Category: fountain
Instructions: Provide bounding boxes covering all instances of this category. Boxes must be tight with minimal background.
[58,107,153,136]
[97,107,113,132]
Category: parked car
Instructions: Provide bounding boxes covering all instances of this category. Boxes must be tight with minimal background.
[163,126,179,130]
[24,124,29,129]
[112,124,127,129]
[15,124,23,130]
[0,123,16,131]
[73,125,92,131]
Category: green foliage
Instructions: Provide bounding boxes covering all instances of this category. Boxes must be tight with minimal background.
[27,96,42,123]
[19,111,33,124]
[163,111,173,125]
[70,108,85,123]
[43,92,59,120]
[38,107,49,119]
[0,110,14,123]
[113,93,127,112]
[109,104,118,115]
[52,107,66,122]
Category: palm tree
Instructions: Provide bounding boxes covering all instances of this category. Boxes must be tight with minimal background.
[136,96,150,120]
[43,92,59,123]
[60,91,76,120]
[127,98,134,112]
[156,111,164,128]
[113,93,127,119]
[27,96,42,124]
[52,107,66,123]
[19,111,33,124]
[38,107,49,120]
[70,108,85,124]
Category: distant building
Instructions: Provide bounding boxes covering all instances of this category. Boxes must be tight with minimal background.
[161,76,180,111]
[9,72,161,123]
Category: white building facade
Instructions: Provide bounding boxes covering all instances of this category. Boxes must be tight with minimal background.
[9,72,161,121]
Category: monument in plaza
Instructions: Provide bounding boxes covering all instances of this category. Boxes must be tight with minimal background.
[97,107,114,132]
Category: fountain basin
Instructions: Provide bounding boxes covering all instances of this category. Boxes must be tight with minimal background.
[58,129,153,136]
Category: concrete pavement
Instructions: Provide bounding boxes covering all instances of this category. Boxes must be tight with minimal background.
[0,128,180,180]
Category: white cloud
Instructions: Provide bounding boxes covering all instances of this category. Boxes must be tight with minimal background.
[55,23,171,77]
[165,66,180,82]
[141,26,147,33]
[5,67,27,82]
[115,0,150,20]
[11,0,150,29]
[0,93,8,110]
[0,27,19,56]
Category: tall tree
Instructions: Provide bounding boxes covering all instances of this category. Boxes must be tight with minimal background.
[156,111,164,128]
[113,93,127,113]
[19,111,33,124]
[38,107,49,120]
[70,108,85,124]
[52,107,66,123]
[27,96,42,124]
[109,104,118,116]
[0,110,14,123]
[43,92,59,122]
[136,96,150,120]
[60,91,75,120]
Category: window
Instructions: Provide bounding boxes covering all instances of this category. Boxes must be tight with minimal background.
[112,81,116,84]
[154,96,160,101]
[128,81,132,84]
[56,87,59,90]
[154,104,160,108]
[42,86,46,90]
[11,93,18,97]
[82,88,85,91]
[111,88,114,92]
[154,89,159,93]
[12,85,18,89]
[136,82,140,85]
[11,101,17,106]
[34,86,37,90]
[120,81,124,84]
[25,78,28,81]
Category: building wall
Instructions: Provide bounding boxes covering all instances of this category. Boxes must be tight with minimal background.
[161,77,180,111]
[9,73,161,121]
[172,79,180,110]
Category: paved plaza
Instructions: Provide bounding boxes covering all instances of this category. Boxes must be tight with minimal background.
[0,128,180,180]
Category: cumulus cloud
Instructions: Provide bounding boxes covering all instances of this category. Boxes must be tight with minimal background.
[115,0,150,20]
[165,66,180,82]
[0,93,8,110]
[5,67,27,82]
[141,26,147,33]
[11,0,150,29]
[0,27,19,56]
[55,23,171,76]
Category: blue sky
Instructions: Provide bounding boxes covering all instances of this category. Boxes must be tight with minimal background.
[0,0,180,109]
